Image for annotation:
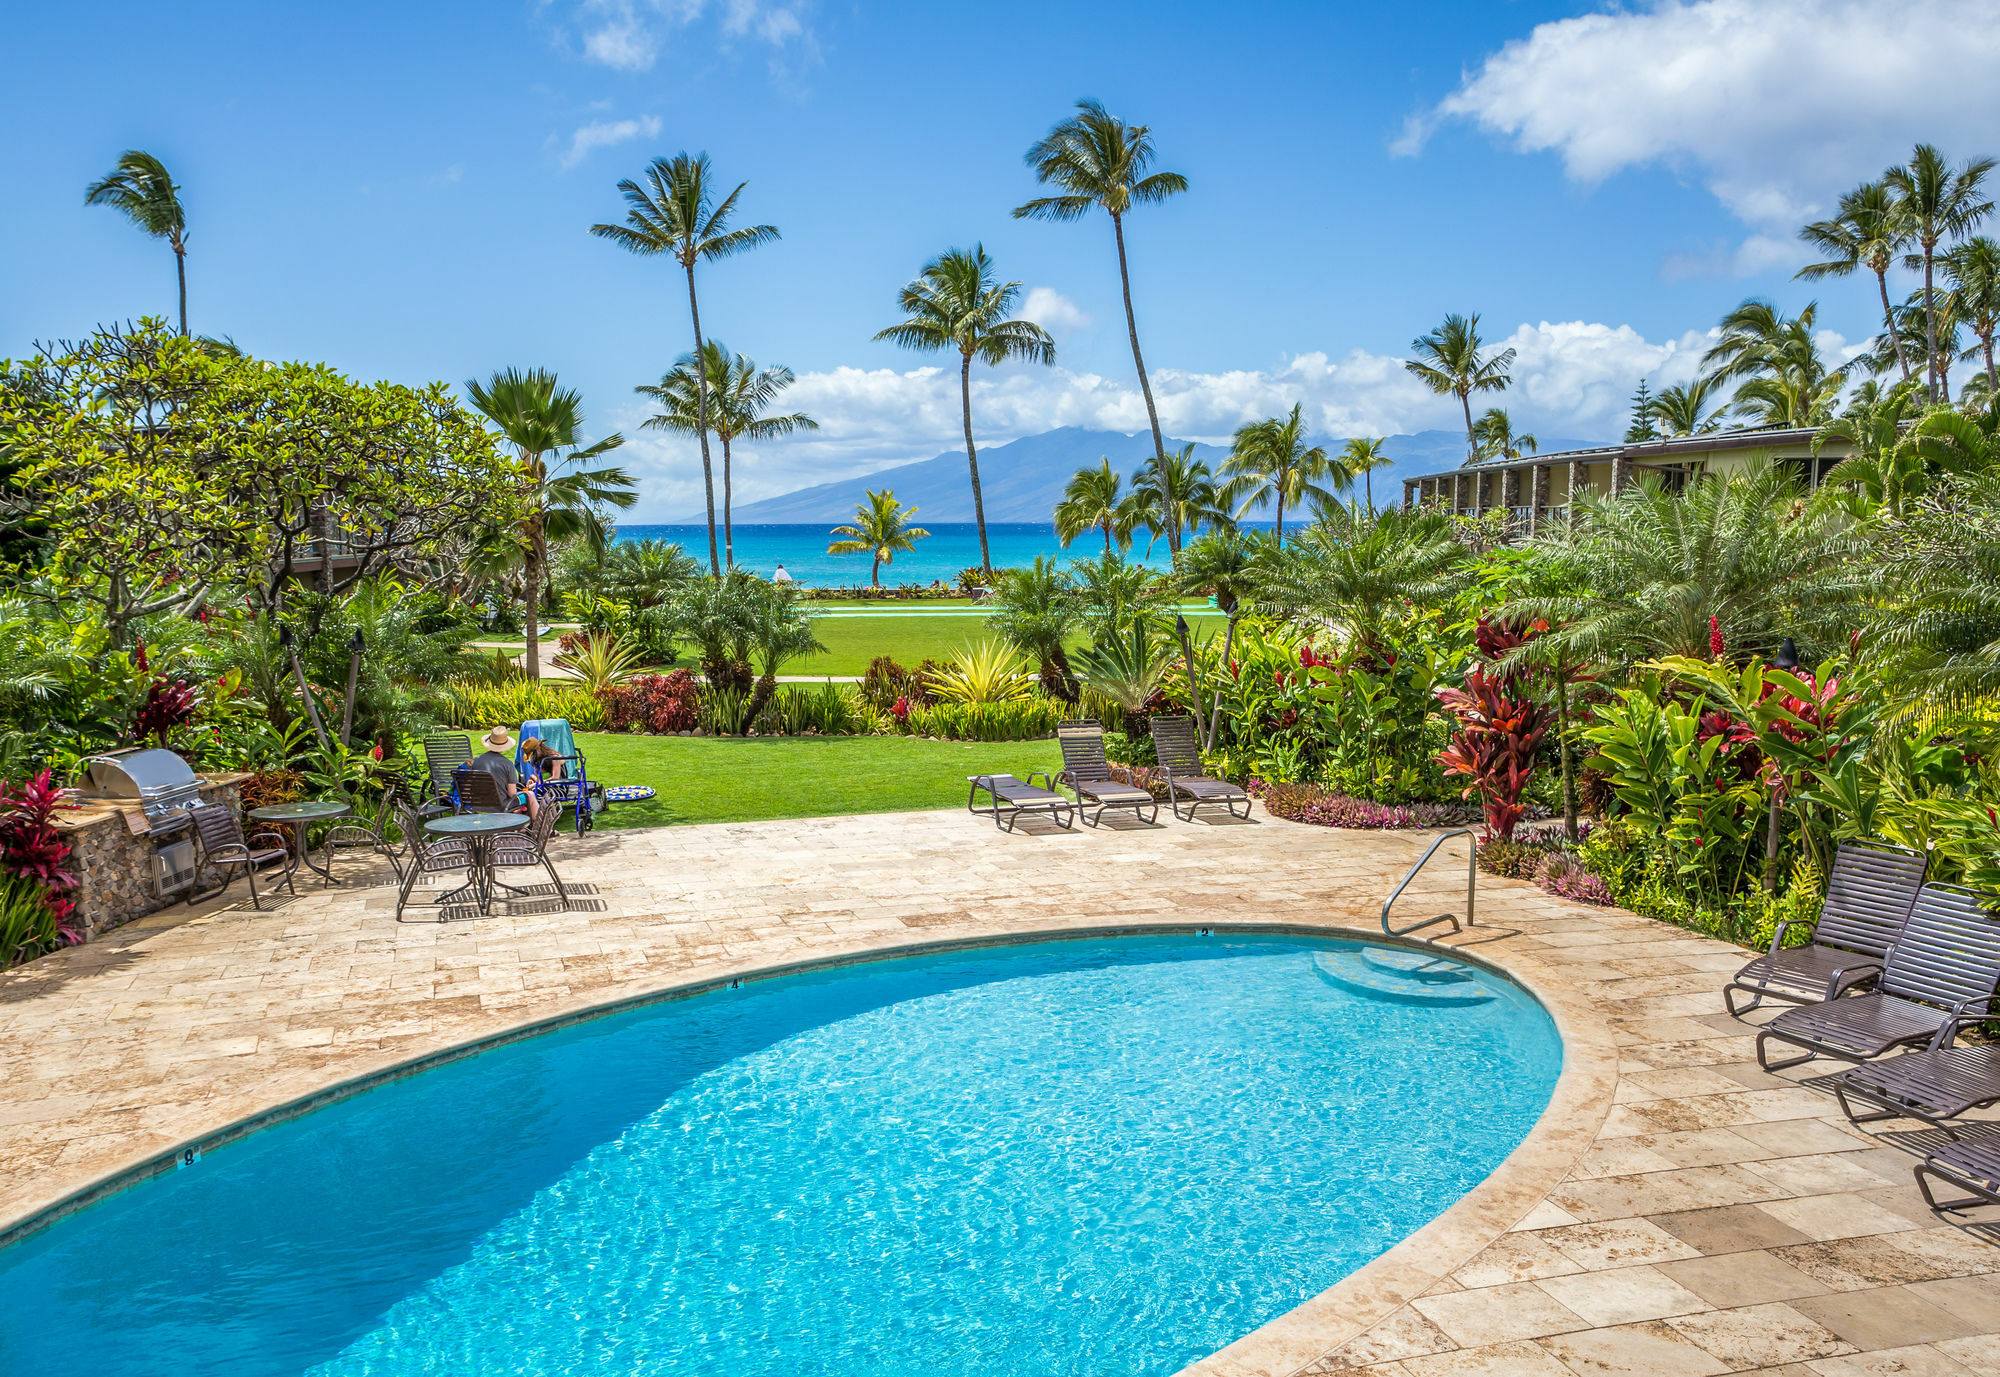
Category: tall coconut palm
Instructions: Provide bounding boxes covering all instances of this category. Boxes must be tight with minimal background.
[1798,179,1917,384]
[1053,458,1134,554]
[464,368,634,679]
[84,151,190,336]
[1646,374,1728,436]
[1471,407,1538,462]
[1338,437,1393,512]
[1014,99,1188,496]
[1702,299,1850,427]
[1945,236,2000,399]
[1886,144,1996,402]
[636,341,816,568]
[1404,313,1516,460]
[1126,443,1224,555]
[827,489,929,588]
[1220,403,1344,543]
[590,153,779,576]
[874,245,1054,576]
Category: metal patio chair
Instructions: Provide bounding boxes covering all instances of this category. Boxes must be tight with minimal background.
[966,773,1076,832]
[1148,716,1252,822]
[1055,720,1160,826]
[187,804,297,910]
[1724,839,1928,1017]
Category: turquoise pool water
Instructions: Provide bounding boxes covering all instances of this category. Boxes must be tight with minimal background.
[0,934,1560,1376]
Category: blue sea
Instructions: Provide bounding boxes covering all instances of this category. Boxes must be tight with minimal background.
[612,522,1170,586]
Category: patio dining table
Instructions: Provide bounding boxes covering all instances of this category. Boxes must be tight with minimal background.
[248,800,351,887]
[423,811,529,916]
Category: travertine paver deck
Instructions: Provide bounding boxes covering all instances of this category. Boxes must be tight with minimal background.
[1,809,1996,1375]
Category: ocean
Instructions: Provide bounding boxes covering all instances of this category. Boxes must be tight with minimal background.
[612,522,1178,587]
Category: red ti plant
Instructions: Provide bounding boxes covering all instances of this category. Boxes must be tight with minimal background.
[133,677,200,746]
[0,771,79,938]
[1435,667,1550,842]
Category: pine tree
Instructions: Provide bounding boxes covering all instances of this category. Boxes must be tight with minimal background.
[1625,378,1660,443]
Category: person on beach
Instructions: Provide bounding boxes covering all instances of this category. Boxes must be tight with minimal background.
[773,563,793,584]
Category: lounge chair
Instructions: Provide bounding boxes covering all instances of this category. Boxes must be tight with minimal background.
[1148,716,1252,822]
[966,773,1075,832]
[1755,883,2000,1073]
[1913,1135,2000,1218]
[187,804,297,910]
[1835,1045,2000,1133]
[1055,720,1160,826]
[1724,839,1928,1017]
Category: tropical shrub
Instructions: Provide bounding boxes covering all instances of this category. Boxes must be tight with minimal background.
[0,771,78,945]
[553,631,643,695]
[1436,667,1549,842]
[442,680,607,731]
[928,641,1034,705]
[597,671,700,734]
[895,699,1062,741]
[1258,782,1478,830]
[763,682,877,736]
[0,873,67,970]
[699,688,753,736]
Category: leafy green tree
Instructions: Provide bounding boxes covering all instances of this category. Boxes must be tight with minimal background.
[985,556,1083,701]
[636,340,816,567]
[1014,99,1187,501]
[1473,407,1539,461]
[1875,468,2000,709]
[598,539,699,608]
[1647,374,1727,436]
[1405,313,1516,460]
[1172,528,1273,746]
[1262,504,1465,655]
[1702,299,1849,427]
[669,574,756,694]
[591,153,779,575]
[1817,380,1930,518]
[1221,403,1343,543]
[464,368,634,679]
[1068,550,1168,645]
[1338,437,1393,512]
[739,580,825,732]
[1886,144,1996,401]
[1126,443,1224,555]
[84,151,190,336]
[827,489,929,587]
[1945,236,2000,398]
[874,245,1054,575]
[1053,458,1135,554]
[1798,179,1917,384]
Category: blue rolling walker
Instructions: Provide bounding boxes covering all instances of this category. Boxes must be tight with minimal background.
[516,719,604,838]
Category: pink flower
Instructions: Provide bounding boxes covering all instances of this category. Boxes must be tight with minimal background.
[1708,615,1725,661]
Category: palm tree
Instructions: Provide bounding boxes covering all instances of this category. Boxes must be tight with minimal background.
[1404,313,1516,460]
[590,153,779,576]
[1220,403,1343,543]
[1798,180,1916,384]
[1470,407,1538,462]
[739,580,825,733]
[600,538,699,608]
[636,341,816,568]
[985,556,1083,701]
[84,151,190,336]
[1014,99,1188,497]
[1262,505,1465,655]
[1172,528,1272,747]
[1125,443,1224,555]
[1702,300,1850,427]
[1646,375,1728,436]
[827,489,929,587]
[874,245,1054,576]
[1945,236,2000,398]
[1053,458,1134,554]
[464,368,635,679]
[1338,437,1393,512]
[1886,144,1996,402]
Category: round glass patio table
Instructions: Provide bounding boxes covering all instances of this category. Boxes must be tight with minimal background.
[424,813,528,916]
[248,800,351,887]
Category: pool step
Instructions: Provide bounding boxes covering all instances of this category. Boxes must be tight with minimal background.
[1311,950,1497,1007]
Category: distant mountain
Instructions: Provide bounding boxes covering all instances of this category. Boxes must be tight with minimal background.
[708,425,1609,524]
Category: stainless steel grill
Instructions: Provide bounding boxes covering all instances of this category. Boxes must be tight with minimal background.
[79,748,206,824]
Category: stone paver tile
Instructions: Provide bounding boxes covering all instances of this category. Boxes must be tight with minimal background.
[1777,1231,2000,1292]
[1758,1195,1926,1243]
[1729,1119,1874,1158]
[1534,1265,1712,1326]
[1410,1283,1591,1347]
[1790,1287,1984,1350]
[1316,1307,1459,1367]
[1552,1162,1791,1221]
[1747,1153,1916,1198]
[1512,1201,1582,1232]
[1806,1344,1982,1375]
[1657,1249,1832,1307]
[1538,1319,1731,1376]
[1635,1128,1785,1169]
[1397,1340,1573,1376]
[1653,1204,1814,1255]
[1666,1303,1857,1369]
[1932,1334,2000,1370]
[1453,1231,1588,1288]
[1533,1218,1705,1270]
[1907,1275,2000,1329]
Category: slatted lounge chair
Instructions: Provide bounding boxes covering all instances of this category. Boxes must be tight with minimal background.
[1835,1044,2000,1134]
[423,733,473,812]
[1756,883,2000,1073]
[187,804,297,910]
[1055,720,1159,826]
[1913,1134,2000,1217]
[1148,716,1252,822]
[966,773,1075,832]
[1725,839,1928,1017]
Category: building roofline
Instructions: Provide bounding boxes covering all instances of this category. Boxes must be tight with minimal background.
[1399,423,1837,487]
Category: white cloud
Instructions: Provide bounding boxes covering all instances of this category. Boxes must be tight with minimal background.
[1401,0,2000,274]
[564,0,815,74]
[1020,287,1091,335]
[609,318,1794,519]
[559,114,662,170]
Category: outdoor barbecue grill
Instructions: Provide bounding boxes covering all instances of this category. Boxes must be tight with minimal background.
[76,748,206,895]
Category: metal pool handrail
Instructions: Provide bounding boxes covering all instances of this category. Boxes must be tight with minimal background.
[1381,828,1476,938]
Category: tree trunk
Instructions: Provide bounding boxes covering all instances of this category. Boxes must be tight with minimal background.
[722,433,735,569]
[1101,520,1112,556]
[523,527,544,681]
[1923,239,1940,404]
[1049,643,1081,704]
[1365,469,1374,513]
[743,671,776,736]
[1556,674,1578,843]
[1877,264,1913,383]
[960,352,992,575]
[1983,332,1998,400]
[685,262,721,576]
[1275,493,1285,546]
[174,243,188,338]
[871,553,881,587]
[1111,211,1172,551]
[1460,389,1476,461]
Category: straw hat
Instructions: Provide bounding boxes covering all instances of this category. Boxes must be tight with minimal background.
[482,726,515,753]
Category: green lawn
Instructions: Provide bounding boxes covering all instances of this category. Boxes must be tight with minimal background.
[577,732,1064,827]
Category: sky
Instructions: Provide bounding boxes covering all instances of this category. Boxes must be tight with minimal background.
[7,0,2000,519]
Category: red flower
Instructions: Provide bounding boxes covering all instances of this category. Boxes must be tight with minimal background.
[1708,615,1725,661]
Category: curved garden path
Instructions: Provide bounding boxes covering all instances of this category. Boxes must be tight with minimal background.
[1,809,1996,1375]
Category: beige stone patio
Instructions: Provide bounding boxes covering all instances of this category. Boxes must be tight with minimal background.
[2,807,1996,1376]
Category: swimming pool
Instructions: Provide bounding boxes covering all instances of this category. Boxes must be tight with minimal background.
[0,933,1561,1376]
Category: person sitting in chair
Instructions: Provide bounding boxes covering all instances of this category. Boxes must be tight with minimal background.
[471,727,530,812]
[520,737,567,821]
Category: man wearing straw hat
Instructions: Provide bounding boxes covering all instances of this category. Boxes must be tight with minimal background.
[469,726,524,806]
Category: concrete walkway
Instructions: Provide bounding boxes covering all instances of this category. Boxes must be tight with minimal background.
[0,811,1994,1374]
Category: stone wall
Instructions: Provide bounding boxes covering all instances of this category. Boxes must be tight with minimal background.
[59,775,248,942]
